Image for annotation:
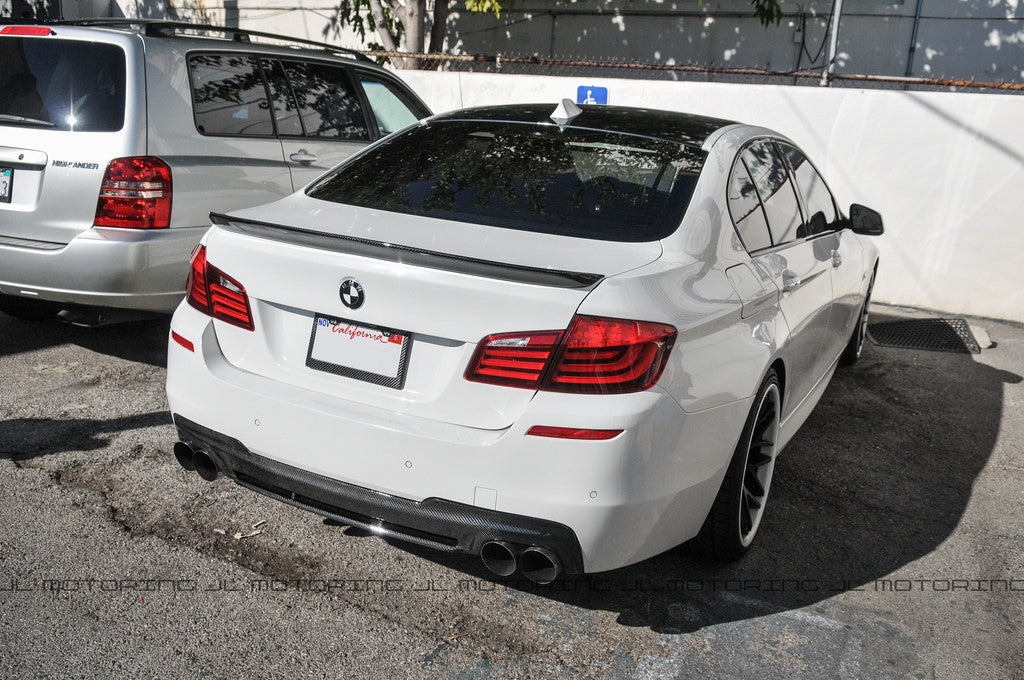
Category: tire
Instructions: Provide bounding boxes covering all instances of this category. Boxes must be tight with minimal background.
[0,294,61,322]
[693,369,781,561]
[839,269,876,367]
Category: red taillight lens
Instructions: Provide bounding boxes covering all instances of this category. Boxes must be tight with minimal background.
[185,245,254,331]
[466,315,676,394]
[546,316,677,393]
[465,330,564,388]
[0,26,53,36]
[186,245,211,314]
[94,157,172,229]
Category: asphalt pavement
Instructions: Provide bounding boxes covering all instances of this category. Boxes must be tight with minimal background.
[0,303,1022,679]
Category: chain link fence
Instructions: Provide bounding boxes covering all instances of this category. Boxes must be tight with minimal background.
[367,51,1024,95]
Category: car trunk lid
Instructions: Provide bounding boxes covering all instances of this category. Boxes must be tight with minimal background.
[200,195,664,430]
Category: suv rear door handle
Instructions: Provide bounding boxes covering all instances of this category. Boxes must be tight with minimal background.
[289,150,318,165]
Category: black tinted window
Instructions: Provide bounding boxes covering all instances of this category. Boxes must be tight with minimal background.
[279,61,368,140]
[0,38,125,132]
[189,54,274,137]
[741,141,803,246]
[780,143,839,237]
[728,159,772,252]
[307,121,704,242]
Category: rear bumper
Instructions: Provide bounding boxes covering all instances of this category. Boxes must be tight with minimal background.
[166,304,750,573]
[0,226,206,312]
[174,415,585,574]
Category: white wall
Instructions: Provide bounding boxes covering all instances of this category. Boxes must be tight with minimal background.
[399,71,1024,322]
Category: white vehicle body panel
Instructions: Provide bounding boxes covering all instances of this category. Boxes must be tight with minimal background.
[166,107,881,574]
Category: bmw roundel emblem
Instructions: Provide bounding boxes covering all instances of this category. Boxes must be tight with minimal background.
[339,279,365,310]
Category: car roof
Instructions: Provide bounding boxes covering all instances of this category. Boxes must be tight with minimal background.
[1,19,376,65]
[429,103,739,147]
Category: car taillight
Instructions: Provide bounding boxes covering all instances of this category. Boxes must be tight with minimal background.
[465,330,564,388]
[0,26,53,36]
[94,157,172,229]
[466,315,676,394]
[185,245,254,331]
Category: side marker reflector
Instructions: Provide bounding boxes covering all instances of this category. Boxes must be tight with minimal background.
[526,426,623,441]
[171,330,195,352]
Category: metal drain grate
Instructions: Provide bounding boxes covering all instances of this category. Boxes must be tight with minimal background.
[868,318,981,354]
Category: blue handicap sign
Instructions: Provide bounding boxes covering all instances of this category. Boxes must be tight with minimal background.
[576,86,608,105]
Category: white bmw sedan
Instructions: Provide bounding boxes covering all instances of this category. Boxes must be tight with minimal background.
[166,101,882,584]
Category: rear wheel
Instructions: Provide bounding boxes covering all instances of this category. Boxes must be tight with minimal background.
[839,270,876,366]
[0,294,61,322]
[693,369,781,561]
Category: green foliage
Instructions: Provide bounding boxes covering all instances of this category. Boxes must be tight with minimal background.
[464,0,502,17]
[324,0,404,53]
[751,0,784,27]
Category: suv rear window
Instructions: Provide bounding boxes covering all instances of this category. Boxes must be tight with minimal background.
[306,120,704,242]
[0,37,125,132]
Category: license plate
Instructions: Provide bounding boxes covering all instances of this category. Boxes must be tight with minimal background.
[0,167,12,204]
[306,314,410,389]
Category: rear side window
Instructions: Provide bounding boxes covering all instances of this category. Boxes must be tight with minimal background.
[189,54,274,137]
[307,120,704,242]
[0,37,125,132]
[741,141,802,246]
[278,61,369,140]
[727,159,772,252]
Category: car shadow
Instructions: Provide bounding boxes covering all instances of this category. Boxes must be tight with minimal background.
[389,309,1021,632]
[0,411,172,461]
[0,311,170,368]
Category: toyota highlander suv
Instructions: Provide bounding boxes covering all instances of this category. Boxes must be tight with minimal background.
[0,19,430,320]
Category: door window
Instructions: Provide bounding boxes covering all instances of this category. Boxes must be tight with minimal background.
[278,61,369,140]
[780,143,839,237]
[189,54,275,137]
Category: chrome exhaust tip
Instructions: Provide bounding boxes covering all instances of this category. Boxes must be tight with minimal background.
[192,449,219,482]
[173,441,196,471]
[480,540,518,577]
[520,546,561,585]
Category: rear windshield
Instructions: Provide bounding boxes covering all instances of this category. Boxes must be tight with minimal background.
[307,120,705,242]
[0,37,125,132]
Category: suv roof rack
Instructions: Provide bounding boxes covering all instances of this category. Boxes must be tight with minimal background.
[0,18,373,63]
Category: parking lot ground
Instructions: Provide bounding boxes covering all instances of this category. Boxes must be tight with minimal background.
[1,303,1022,679]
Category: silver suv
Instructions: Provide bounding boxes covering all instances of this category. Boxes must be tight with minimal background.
[0,20,430,320]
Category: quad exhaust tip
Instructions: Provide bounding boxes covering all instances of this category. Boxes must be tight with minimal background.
[173,446,562,581]
[480,541,562,584]
[480,541,518,577]
[173,441,219,482]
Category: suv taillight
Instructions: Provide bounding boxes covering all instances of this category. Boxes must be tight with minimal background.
[94,157,172,229]
[186,245,254,331]
[466,315,676,394]
[0,26,53,36]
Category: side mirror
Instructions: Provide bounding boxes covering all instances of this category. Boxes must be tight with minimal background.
[849,204,884,236]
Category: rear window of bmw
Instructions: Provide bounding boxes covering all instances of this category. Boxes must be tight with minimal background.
[0,37,125,132]
[306,120,705,242]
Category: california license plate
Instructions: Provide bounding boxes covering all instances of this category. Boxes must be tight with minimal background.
[306,314,410,389]
[0,167,12,204]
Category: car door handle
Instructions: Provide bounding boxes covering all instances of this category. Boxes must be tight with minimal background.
[289,150,317,165]
[782,270,802,292]
[831,250,843,268]
[782,268,825,293]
